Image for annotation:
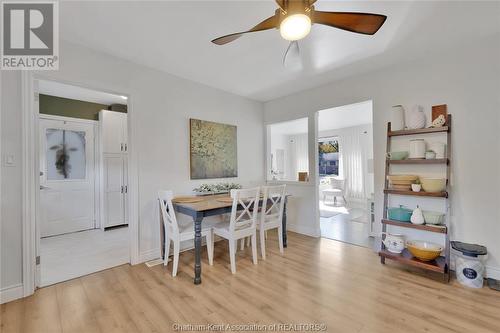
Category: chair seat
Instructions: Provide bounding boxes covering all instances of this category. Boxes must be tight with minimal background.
[323,189,343,194]
[213,221,254,239]
[256,219,281,230]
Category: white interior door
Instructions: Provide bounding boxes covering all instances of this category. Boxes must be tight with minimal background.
[103,154,125,228]
[39,117,96,237]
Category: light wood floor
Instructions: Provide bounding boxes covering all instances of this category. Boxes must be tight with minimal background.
[1,232,499,333]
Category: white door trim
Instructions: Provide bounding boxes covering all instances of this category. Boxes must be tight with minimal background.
[21,72,140,298]
[39,113,98,125]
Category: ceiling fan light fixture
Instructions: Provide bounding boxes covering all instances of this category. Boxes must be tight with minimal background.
[279,13,311,41]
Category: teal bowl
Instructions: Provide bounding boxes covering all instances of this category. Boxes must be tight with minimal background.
[387,206,412,222]
[387,151,409,160]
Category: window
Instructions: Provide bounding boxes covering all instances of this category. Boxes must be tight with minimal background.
[318,137,339,176]
[267,117,309,182]
[46,129,86,180]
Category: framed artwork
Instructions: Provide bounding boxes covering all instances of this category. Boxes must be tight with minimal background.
[190,118,237,179]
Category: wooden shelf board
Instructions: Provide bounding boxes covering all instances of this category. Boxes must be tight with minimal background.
[388,158,448,165]
[388,126,449,137]
[381,219,447,233]
[379,249,446,273]
[384,189,448,198]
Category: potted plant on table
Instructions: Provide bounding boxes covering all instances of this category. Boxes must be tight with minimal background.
[411,179,422,192]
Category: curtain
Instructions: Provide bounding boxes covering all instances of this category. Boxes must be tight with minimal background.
[338,129,365,199]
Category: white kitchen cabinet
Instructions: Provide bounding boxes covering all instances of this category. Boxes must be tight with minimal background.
[99,110,127,153]
[100,110,128,229]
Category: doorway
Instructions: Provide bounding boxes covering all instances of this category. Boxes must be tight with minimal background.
[317,101,375,248]
[36,79,130,286]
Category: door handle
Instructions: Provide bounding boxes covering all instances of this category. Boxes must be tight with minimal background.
[120,143,124,151]
[124,144,127,152]
[125,185,128,193]
[40,185,51,190]
[121,185,124,193]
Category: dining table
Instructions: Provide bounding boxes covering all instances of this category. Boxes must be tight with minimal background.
[163,193,289,285]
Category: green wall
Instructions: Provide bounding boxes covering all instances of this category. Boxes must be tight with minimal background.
[39,94,126,120]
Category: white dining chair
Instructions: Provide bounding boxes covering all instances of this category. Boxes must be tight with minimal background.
[258,185,286,259]
[211,187,260,274]
[158,190,214,277]
[322,176,347,205]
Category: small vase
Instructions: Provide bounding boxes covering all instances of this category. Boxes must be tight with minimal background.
[391,105,405,131]
[411,184,421,192]
[407,105,426,129]
[411,206,425,225]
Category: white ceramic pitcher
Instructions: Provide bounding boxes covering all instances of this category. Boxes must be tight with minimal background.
[382,233,406,254]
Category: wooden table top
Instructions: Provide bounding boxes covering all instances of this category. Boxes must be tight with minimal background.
[172,193,290,212]
[173,194,234,212]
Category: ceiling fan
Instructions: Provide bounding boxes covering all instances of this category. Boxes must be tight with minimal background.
[211,0,387,66]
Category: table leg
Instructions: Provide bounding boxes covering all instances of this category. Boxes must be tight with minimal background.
[282,197,288,248]
[193,216,203,284]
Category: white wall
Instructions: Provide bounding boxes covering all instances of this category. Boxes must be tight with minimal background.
[264,35,500,278]
[0,41,265,292]
[1,71,24,292]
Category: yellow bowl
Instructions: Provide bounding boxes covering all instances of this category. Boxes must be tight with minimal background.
[421,178,446,193]
[407,240,443,261]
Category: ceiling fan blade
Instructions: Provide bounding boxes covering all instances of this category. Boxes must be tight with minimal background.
[275,0,286,11]
[283,41,301,67]
[313,11,387,35]
[211,15,278,45]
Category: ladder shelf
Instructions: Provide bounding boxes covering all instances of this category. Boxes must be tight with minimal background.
[380,114,452,282]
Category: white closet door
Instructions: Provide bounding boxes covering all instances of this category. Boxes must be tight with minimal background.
[103,155,125,227]
[101,111,124,153]
[121,113,128,152]
[123,155,128,224]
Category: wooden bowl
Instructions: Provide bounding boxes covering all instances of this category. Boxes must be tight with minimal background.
[407,240,443,261]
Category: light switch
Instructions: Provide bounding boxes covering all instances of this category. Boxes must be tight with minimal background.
[4,154,15,167]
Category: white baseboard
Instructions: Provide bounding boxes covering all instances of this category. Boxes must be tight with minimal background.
[288,224,320,238]
[138,248,161,263]
[486,265,500,280]
[0,284,24,304]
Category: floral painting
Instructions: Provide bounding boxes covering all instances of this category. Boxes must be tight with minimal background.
[190,119,237,179]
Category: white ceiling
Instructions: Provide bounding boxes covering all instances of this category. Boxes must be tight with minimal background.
[39,80,127,105]
[59,1,500,102]
[318,100,372,131]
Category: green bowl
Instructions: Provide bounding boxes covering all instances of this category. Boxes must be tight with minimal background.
[387,151,409,160]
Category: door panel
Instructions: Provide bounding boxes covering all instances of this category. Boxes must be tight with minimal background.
[101,111,125,153]
[123,155,128,224]
[40,118,96,237]
[103,155,125,227]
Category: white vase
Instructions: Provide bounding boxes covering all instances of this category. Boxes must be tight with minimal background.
[407,105,426,129]
[411,206,425,225]
[391,105,405,131]
[411,184,421,192]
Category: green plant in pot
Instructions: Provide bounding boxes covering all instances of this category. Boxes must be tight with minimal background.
[411,179,422,192]
[425,149,436,159]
